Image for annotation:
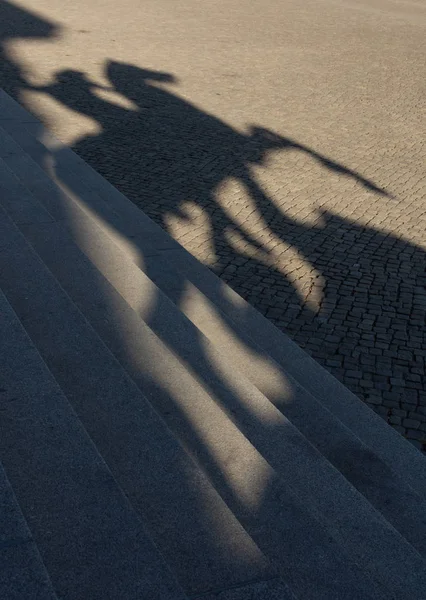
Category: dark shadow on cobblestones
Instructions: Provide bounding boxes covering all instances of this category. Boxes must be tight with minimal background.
[238,169,426,440]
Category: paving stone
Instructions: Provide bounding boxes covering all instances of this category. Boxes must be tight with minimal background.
[391,409,408,417]
[391,425,407,435]
[407,430,426,442]
[408,440,425,451]
[403,419,421,430]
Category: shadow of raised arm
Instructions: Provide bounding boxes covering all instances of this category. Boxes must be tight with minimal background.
[249,126,391,198]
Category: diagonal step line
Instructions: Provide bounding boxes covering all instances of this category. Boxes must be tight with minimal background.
[0,206,275,597]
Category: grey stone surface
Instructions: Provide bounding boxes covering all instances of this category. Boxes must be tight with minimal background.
[0,156,54,225]
[0,462,32,546]
[194,579,296,600]
[0,287,187,600]
[285,354,426,495]
[0,462,57,600]
[0,210,273,597]
[0,545,57,600]
[0,124,119,225]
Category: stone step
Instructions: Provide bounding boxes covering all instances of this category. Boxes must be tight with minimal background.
[0,460,57,600]
[0,142,425,600]
[18,191,426,600]
[0,206,275,598]
[0,287,188,600]
[0,199,389,600]
[2,108,425,556]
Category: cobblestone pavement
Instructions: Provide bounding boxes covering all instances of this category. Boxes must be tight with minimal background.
[1,0,426,449]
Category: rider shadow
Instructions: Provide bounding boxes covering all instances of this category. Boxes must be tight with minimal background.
[3,2,426,596]
[35,60,390,309]
[40,61,425,428]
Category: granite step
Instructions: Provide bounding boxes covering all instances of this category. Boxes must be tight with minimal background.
[0,287,188,600]
[0,206,276,598]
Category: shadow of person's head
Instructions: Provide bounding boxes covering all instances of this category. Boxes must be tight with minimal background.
[53,69,94,86]
[106,60,177,99]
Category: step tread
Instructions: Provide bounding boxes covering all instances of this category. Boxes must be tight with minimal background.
[193,578,297,600]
